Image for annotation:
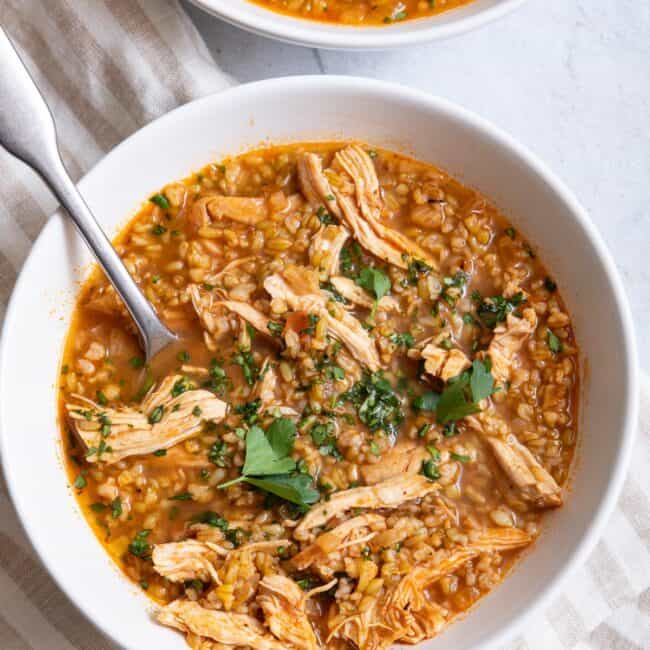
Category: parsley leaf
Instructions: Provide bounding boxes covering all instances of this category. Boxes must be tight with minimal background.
[469,358,494,402]
[436,373,481,424]
[241,426,296,476]
[218,417,317,508]
[265,417,297,458]
[356,267,391,318]
[412,391,440,412]
[245,474,319,506]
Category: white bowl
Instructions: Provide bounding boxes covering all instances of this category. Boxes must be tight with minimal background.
[189,0,529,50]
[0,76,638,650]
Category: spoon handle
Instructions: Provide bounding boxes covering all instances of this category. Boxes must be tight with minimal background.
[0,28,176,360]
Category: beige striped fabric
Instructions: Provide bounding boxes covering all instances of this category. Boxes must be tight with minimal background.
[0,2,648,650]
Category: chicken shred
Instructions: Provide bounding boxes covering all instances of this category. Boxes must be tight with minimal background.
[258,575,319,650]
[360,442,430,485]
[264,265,382,371]
[152,540,222,584]
[292,514,386,573]
[294,475,438,538]
[297,152,342,219]
[157,600,286,650]
[250,358,298,416]
[371,527,532,648]
[309,225,350,276]
[66,375,227,464]
[190,284,276,341]
[466,414,562,508]
[207,195,267,225]
[409,337,472,382]
[332,146,437,271]
[329,276,399,313]
[485,435,563,508]
[481,308,537,384]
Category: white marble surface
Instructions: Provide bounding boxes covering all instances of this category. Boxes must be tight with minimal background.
[184,0,650,370]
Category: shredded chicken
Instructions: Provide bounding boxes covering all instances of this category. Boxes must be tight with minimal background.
[66,375,227,464]
[409,336,471,382]
[297,152,342,219]
[294,475,438,538]
[360,442,429,484]
[152,540,222,584]
[466,414,562,508]
[207,195,267,225]
[258,575,318,650]
[250,359,298,416]
[201,256,256,288]
[370,527,532,648]
[329,276,399,312]
[309,225,349,276]
[332,146,437,271]
[292,514,386,573]
[190,285,276,342]
[485,435,563,508]
[158,600,286,650]
[264,265,382,371]
[481,308,537,384]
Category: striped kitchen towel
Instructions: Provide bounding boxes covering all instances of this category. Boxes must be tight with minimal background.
[0,1,648,649]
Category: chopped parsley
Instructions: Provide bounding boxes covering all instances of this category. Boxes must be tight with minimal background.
[473,291,526,329]
[342,372,404,436]
[405,257,432,285]
[204,360,231,396]
[191,511,229,530]
[421,459,440,480]
[128,529,152,559]
[389,331,414,348]
[355,266,391,319]
[111,496,122,519]
[231,348,259,386]
[235,398,261,425]
[170,492,193,501]
[267,320,284,337]
[148,405,165,424]
[317,205,338,226]
[208,440,229,467]
[547,329,563,354]
[149,194,170,210]
[171,376,192,398]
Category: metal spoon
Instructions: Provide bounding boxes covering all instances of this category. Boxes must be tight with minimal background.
[0,28,177,362]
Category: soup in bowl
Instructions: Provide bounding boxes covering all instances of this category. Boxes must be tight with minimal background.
[0,77,637,650]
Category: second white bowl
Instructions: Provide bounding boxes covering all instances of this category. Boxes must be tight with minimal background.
[189,0,529,49]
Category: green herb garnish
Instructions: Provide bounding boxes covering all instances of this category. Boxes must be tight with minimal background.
[218,417,318,508]
[150,194,170,210]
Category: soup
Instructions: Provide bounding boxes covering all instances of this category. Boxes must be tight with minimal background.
[59,142,578,649]
[249,0,475,25]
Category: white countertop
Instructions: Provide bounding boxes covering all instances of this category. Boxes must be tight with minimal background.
[184,0,650,370]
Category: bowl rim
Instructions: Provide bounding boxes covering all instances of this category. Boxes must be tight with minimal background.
[187,0,530,50]
[0,75,639,649]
